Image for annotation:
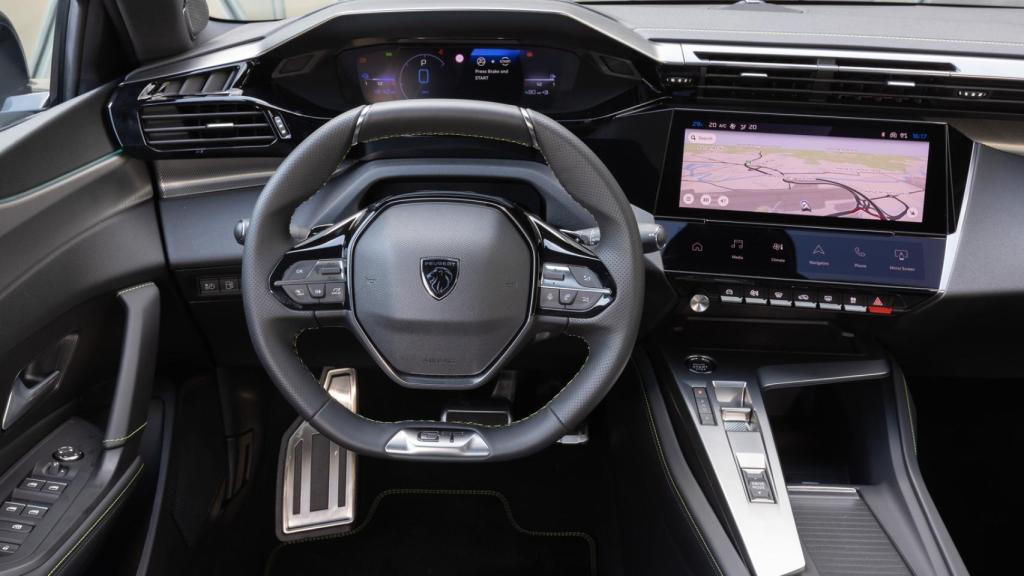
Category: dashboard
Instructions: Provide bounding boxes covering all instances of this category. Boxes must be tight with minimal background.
[104,0,1024,374]
[340,45,579,109]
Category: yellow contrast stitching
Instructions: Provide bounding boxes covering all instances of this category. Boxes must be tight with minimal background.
[48,464,145,576]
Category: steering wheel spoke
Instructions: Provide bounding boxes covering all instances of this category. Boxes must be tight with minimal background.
[243,99,643,461]
[532,217,616,318]
[269,213,364,312]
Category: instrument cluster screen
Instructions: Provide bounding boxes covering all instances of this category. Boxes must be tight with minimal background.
[342,45,578,108]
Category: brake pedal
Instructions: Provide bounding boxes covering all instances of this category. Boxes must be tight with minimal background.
[277,368,357,541]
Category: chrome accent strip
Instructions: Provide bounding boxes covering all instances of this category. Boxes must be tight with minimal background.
[938,142,979,294]
[788,485,859,495]
[384,428,491,458]
[351,104,371,146]
[519,107,540,150]
[679,42,1024,81]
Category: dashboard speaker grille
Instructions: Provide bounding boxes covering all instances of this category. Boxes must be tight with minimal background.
[139,101,276,151]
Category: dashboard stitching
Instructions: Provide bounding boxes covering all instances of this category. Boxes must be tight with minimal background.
[637,28,1024,48]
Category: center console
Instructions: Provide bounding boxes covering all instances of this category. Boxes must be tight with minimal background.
[645,328,968,576]
[653,110,962,317]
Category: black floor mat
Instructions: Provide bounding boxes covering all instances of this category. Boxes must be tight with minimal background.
[265,489,597,576]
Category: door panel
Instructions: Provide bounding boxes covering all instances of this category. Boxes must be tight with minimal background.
[0,76,165,574]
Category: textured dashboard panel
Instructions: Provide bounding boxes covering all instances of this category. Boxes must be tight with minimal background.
[791,491,910,576]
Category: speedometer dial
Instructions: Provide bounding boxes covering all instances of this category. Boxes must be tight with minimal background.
[399,54,449,99]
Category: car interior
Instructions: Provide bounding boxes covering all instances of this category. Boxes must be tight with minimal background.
[0,0,1020,574]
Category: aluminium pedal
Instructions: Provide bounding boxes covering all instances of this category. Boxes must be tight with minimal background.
[277,368,357,541]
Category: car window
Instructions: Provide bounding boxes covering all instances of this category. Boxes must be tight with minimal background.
[0,0,57,130]
[209,0,339,21]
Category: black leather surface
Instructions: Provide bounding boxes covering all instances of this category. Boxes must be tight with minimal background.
[243,99,644,460]
[355,99,534,148]
[241,106,363,420]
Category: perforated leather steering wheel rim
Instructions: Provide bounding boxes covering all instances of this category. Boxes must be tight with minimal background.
[241,99,644,461]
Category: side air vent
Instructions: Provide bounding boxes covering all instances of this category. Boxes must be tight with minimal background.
[699,67,1024,114]
[139,101,276,151]
[138,67,240,100]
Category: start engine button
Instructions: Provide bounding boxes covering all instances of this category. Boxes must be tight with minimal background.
[684,355,716,374]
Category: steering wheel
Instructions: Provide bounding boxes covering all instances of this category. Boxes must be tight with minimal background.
[242,99,643,461]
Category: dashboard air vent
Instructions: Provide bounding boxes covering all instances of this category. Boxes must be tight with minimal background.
[699,67,1024,113]
[139,67,240,100]
[139,101,276,151]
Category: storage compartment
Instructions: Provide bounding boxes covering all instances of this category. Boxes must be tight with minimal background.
[764,378,890,486]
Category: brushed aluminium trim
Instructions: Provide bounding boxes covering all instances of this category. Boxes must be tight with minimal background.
[678,42,1024,81]
[281,368,358,535]
[682,378,805,576]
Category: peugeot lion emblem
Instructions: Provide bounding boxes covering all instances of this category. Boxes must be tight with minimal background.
[420,257,459,300]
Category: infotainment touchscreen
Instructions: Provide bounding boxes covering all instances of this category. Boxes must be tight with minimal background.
[657,112,949,234]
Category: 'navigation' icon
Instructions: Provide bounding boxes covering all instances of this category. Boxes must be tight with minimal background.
[812,245,826,256]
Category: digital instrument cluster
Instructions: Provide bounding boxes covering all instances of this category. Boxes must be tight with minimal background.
[340,45,579,109]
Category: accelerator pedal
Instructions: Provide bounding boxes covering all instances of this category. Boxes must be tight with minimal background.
[277,368,357,541]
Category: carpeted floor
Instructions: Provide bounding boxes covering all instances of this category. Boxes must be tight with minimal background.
[264,489,596,576]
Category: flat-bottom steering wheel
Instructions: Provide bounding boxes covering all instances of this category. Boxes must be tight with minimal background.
[242,99,643,461]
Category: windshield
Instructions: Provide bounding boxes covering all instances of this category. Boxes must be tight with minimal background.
[207,0,1024,21]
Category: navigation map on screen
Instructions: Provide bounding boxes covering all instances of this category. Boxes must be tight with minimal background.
[680,129,930,223]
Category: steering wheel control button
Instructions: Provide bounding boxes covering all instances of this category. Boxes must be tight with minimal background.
[22,506,47,519]
[744,287,767,305]
[0,521,32,535]
[1,502,24,515]
[817,291,842,310]
[307,283,326,299]
[53,445,83,462]
[769,288,793,307]
[689,293,710,313]
[539,287,562,310]
[18,479,44,491]
[542,265,567,282]
[567,291,600,311]
[316,261,342,276]
[719,285,743,303]
[0,543,18,555]
[284,261,315,281]
[570,266,602,289]
[285,285,316,305]
[323,283,346,304]
[558,289,578,305]
[685,355,716,374]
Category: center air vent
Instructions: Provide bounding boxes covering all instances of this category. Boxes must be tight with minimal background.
[139,101,276,151]
[698,66,1024,114]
